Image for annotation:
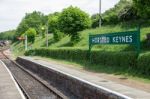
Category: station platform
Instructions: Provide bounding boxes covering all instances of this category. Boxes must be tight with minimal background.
[0,60,25,99]
[21,56,150,99]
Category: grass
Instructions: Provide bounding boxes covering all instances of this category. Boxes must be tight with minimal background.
[12,25,150,52]
[12,25,150,51]
[11,41,25,58]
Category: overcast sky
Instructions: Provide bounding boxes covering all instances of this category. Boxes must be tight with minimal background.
[0,0,119,32]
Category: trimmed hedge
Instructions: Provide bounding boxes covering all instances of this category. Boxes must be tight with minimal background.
[91,51,137,67]
[25,48,137,68]
[137,53,150,75]
[25,48,150,75]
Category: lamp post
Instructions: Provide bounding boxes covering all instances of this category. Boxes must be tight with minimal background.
[99,0,102,27]
[41,24,48,47]
[25,35,28,51]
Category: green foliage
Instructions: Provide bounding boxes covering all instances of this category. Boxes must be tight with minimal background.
[102,0,130,24]
[12,24,150,77]
[91,0,135,27]
[41,25,46,38]
[58,6,91,42]
[137,53,150,75]
[25,48,88,61]
[102,10,118,24]
[15,24,143,50]
[25,47,150,76]
[48,12,60,33]
[91,51,137,67]
[25,28,37,43]
[16,11,47,37]
[133,0,150,19]
[53,30,64,42]
[25,48,137,68]
[0,30,16,41]
[13,24,150,51]
[48,12,64,41]
[118,4,138,21]
[91,14,100,28]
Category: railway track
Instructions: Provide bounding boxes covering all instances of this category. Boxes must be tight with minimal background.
[0,51,63,99]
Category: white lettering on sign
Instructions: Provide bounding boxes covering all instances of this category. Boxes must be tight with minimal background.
[92,36,110,44]
[113,35,133,43]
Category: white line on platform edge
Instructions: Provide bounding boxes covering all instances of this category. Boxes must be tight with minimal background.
[0,60,26,99]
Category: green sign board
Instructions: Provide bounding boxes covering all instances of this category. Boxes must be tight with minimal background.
[90,31,138,45]
[89,27,140,59]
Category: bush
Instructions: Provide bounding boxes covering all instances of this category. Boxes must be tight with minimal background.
[25,48,137,68]
[91,51,137,67]
[137,53,150,75]
[25,48,88,61]
[25,28,37,43]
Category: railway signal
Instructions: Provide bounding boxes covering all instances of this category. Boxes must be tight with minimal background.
[17,36,28,50]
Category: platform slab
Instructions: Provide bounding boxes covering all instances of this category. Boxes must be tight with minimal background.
[0,60,25,99]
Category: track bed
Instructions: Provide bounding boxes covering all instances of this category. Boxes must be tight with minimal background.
[2,59,62,99]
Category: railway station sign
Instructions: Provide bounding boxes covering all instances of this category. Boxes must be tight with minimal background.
[89,27,141,58]
[89,31,138,45]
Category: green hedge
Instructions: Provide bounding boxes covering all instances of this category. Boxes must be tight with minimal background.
[25,48,150,75]
[91,51,137,67]
[137,53,150,75]
[25,48,137,68]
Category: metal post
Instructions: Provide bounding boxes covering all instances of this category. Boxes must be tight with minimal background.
[136,26,140,57]
[25,35,28,51]
[89,34,92,63]
[99,0,102,27]
[89,44,92,63]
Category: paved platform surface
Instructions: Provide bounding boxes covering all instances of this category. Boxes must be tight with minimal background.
[22,56,150,99]
[0,60,24,99]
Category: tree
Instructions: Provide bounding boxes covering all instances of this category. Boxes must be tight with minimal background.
[48,12,60,33]
[0,30,16,41]
[48,12,64,41]
[16,11,47,37]
[101,0,131,25]
[118,4,138,21]
[58,6,91,42]
[133,0,150,19]
[91,14,100,28]
[25,28,37,43]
